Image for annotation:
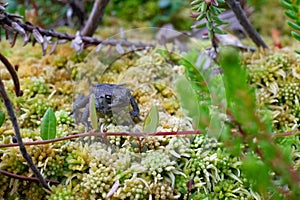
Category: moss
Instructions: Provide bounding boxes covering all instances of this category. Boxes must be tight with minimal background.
[0,40,261,199]
[243,50,300,130]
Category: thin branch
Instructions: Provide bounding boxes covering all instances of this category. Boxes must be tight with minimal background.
[273,131,297,137]
[0,54,50,190]
[0,169,60,184]
[81,0,110,37]
[0,130,202,148]
[0,8,154,49]
[0,128,297,149]
[0,53,23,96]
[225,0,268,48]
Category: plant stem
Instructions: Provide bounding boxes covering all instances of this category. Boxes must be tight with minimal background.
[225,0,268,48]
[0,53,22,96]
[0,129,297,149]
[0,79,50,190]
[0,169,59,184]
[1,10,153,48]
[0,130,203,148]
[81,0,110,36]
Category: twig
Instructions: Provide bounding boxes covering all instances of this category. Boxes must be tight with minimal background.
[225,0,268,48]
[0,9,154,49]
[0,169,60,184]
[81,0,110,37]
[0,130,202,148]
[0,129,297,149]
[0,53,23,96]
[0,55,50,190]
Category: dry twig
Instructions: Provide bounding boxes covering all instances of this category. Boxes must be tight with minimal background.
[0,53,50,190]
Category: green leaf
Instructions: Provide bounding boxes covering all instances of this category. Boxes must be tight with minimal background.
[220,48,259,134]
[280,0,293,10]
[190,0,201,6]
[210,6,223,15]
[196,12,206,21]
[284,10,298,20]
[287,21,300,31]
[206,12,212,22]
[176,76,209,130]
[193,22,207,29]
[0,111,5,127]
[143,106,159,133]
[212,15,229,25]
[214,27,227,34]
[295,49,300,54]
[291,31,300,41]
[200,2,207,12]
[207,21,213,30]
[89,94,98,130]
[208,30,213,40]
[40,108,56,140]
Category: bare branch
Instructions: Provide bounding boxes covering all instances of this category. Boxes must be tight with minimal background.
[81,0,110,37]
[225,0,268,48]
[0,130,203,148]
[0,55,49,190]
[0,53,23,96]
[0,5,153,53]
[1,129,297,149]
[0,169,60,184]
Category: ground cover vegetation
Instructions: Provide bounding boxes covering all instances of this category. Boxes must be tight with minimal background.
[0,0,300,199]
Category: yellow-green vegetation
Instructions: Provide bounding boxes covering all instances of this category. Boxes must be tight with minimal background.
[243,49,300,130]
[0,31,300,199]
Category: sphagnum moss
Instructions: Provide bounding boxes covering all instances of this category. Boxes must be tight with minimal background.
[244,50,300,130]
[0,46,261,199]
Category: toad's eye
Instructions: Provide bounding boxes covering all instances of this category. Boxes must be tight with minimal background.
[105,95,112,103]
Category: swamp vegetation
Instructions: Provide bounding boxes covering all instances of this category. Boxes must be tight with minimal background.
[0,0,300,199]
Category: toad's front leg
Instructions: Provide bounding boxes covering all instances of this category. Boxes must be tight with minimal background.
[72,94,89,124]
[81,103,90,131]
[129,95,141,123]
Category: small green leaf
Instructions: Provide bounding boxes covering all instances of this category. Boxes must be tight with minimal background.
[196,12,206,21]
[214,27,227,34]
[284,10,298,20]
[287,21,300,31]
[210,6,224,15]
[0,111,5,127]
[208,30,213,40]
[207,21,213,31]
[143,106,159,134]
[193,22,207,29]
[89,94,98,130]
[280,0,293,10]
[191,0,201,6]
[200,2,207,12]
[212,15,229,25]
[291,31,300,41]
[206,12,212,22]
[40,108,56,140]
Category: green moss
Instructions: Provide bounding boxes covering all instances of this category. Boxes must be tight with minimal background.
[243,50,300,130]
[0,40,267,199]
